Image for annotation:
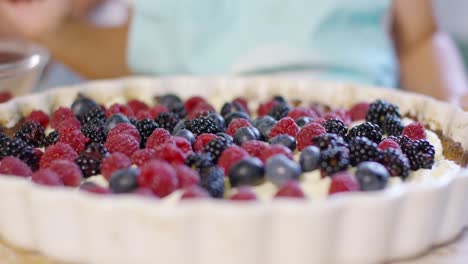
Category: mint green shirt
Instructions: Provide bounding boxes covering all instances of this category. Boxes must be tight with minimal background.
[129,0,397,87]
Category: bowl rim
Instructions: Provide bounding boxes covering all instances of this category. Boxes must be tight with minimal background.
[0,38,50,78]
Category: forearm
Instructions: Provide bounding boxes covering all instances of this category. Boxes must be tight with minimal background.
[399,31,468,102]
[36,18,130,79]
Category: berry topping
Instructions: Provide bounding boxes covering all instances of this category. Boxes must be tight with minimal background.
[131,148,156,167]
[71,96,101,121]
[198,166,225,198]
[296,122,327,151]
[287,107,318,121]
[295,116,314,127]
[127,99,149,114]
[229,157,265,187]
[347,122,382,143]
[380,148,410,179]
[55,117,81,132]
[81,121,106,144]
[355,161,389,191]
[233,126,259,146]
[348,137,381,166]
[48,160,83,187]
[25,110,49,128]
[154,143,185,164]
[173,129,196,144]
[149,105,169,119]
[204,138,232,162]
[185,153,215,172]
[269,134,297,151]
[193,133,217,153]
[312,133,347,151]
[382,115,404,136]
[155,112,180,133]
[402,122,426,140]
[265,155,301,186]
[366,99,400,127]
[104,114,130,134]
[109,167,140,194]
[275,180,305,199]
[76,143,108,178]
[242,140,268,158]
[328,172,359,195]
[135,119,158,147]
[269,102,291,121]
[299,146,321,172]
[226,118,251,137]
[230,187,257,201]
[146,128,174,149]
[139,160,179,197]
[104,133,139,158]
[44,131,59,147]
[40,143,78,169]
[50,107,75,129]
[260,144,293,163]
[378,138,401,151]
[14,121,45,147]
[319,147,350,176]
[58,127,89,153]
[107,123,141,142]
[173,164,200,188]
[268,117,299,139]
[257,100,279,117]
[324,109,352,126]
[218,146,249,175]
[101,152,132,180]
[0,157,32,177]
[322,118,348,136]
[185,116,220,136]
[181,185,211,200]
[32,169,64,187]
[106,103,135,118]
[349,102,370,121]
[184,96,207,113]
[82,107,106,124]
[403,139,435,170]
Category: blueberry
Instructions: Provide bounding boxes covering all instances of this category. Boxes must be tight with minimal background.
[174,129,195,144]
[216,132,234,144]
[199,166,225,198]
[265,155,301,186]
[109,167,140,193]
[71,97,100,121]
[229,158,265,187]
[234,127,259,145]
[221,101,247,117]
[172,120,186,134]
[300,146,321,172]
[208,112,226,132]
[252,116,277,141]
[156,94,182,106]
[296,116,313,127]
[224,112,250,126]
[269,135,296,151]
[104,113,130,134]
[355,161,389,191]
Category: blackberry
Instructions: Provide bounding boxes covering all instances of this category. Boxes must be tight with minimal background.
[136,119,159,147]
[380,148,410,179]
[14,121,45,147]
[348,137,381,166]
[382,115,404,136]
[82,107,106,124]
[347,122,382,143]
[129,117,138,126]
[198,166,225,198]
[81,121,106,143]
[272,95,287,104]
[322,118,348,136]
[155,112,180,134]
[402,139,435,170]
[185,116,220,136]
[45,131,59,147]
[185,153,215,171]
[71,96,101,121]
[269,103,291,120]
[204,138,232,162]
[319,147,350,176]
[0,137,39,170]
[312,133,347,151]
[365,99,400,127]
[76,143,109,178]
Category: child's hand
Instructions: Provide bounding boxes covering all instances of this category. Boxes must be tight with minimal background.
[0,0,71,39]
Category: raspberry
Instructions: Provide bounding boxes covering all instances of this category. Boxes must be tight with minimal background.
[366,99,401,127]
[48,160,83,187]
[14,121,45,147]
[55,117,81,132]
[378,138,401,151]
[173,164,200,188]
[107,123,141,142]
[50,107,75,129]
[218,146,249,174]
[40,143,78,169]
[187,101,216,119]
[296,122,327,151]
[138,160,179,197]
[25,110,49,128]
[156,112,180,133]
[149,105,169,119]
[106,103,135,118]
[184,96,207,113]
[286,107,318,121]
[319,147,350,176]
[146,128,174,149]
[0,92,12,103]
[32,169,64,186]
[126,99,149,114]
[101,152,132,180]
[268,117,299,139]
[382,115,404,137]
[131,148,157,167]
[241,140,268,157]
[260,144,293,163]
[135,110,152,121]
[348,137,381,166]
[257,100,278,117]
[275,180,305,199]
[230,187,257,201]
[226,118,251,136]
[381,148,410,178]
[173,136,192,156]
[324,109,351,126]
[347,122,382,143]
[322,118,348,136]
[193,133,217,153]
[349,102,370,121]
[105,133,139,158]
[80,182,111,195]
[402,122,426,140]
[328,172,359,195]
[58,127,89,153]
[154,143,185,164]
[0,157,32,177]
[181,185,210,200]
